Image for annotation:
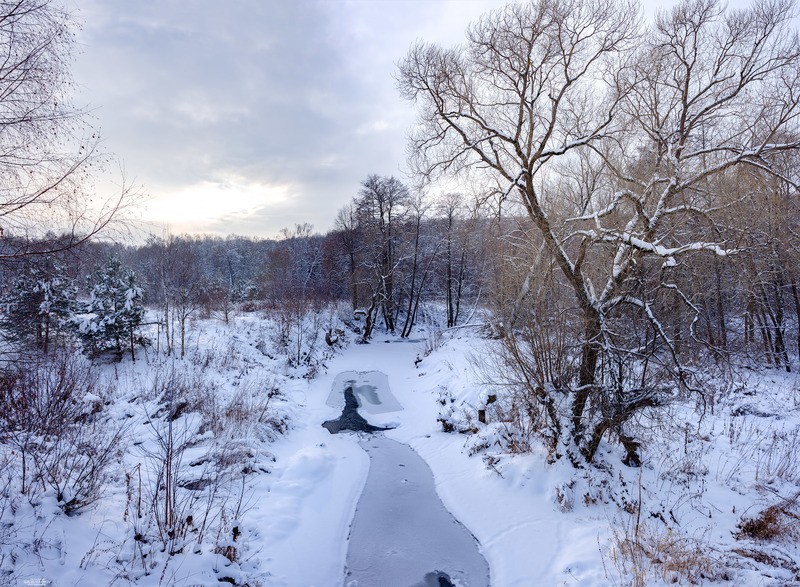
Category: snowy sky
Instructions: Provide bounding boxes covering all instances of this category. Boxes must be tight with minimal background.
[71,0,749,239]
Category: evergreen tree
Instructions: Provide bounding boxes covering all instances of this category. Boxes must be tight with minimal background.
[0,258,77,353]
[77,256,148,361]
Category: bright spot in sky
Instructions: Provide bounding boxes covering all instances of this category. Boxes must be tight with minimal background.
[144,177,290,233]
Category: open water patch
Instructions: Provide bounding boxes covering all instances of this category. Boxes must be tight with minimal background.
[322,386,392,434]
[325,371,403,414]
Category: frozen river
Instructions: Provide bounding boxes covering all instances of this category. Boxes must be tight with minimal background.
[325,371,490,586]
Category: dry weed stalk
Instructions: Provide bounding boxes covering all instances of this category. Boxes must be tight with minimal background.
[736,490,800,543]
[609,475,720,585]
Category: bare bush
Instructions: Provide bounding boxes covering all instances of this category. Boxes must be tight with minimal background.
[140,361,224,436]
[0,461,17,586]
[190,337,244,373]
[100,354,289,583]
[222,383,287,445]
[423,327,444,357]
[270,296,327,373]
[756,427,800,485]
[0,351,122,514]
[477,239,578,458]
[112,420,253,584]
[31,416,124,515]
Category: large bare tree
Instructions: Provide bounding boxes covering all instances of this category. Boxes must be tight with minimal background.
[570,0,800,458]
[399,0,800,463]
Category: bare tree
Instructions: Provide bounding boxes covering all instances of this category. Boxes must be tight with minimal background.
[437,192,474,328]
[399,0,638,461]
[0,0,131,259]
[170,239,203,359]
[399,0,800,463]
[354,175,410,335]
[400,191,441,337]
[569,0,800,457]
[334,204,360,310]
[274,223,323,300]
[732,162,799,369]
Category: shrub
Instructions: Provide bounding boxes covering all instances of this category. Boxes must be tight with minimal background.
[0,351,122,514]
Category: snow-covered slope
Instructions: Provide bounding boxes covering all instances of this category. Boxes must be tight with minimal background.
[1,315,797,586]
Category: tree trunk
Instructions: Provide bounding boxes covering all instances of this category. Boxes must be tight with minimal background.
[453,247,467,326]
[701,293,717,353]
[714,259,727,350]
[753,298,775,364]
[770,274,790,372]
[791,280,800,363]
[349,250,358,311]
[43,317,50,355]
[572,311,602,445]
[180,315,186,359]
[406,250,438,338]
[446,234,454,328]
[384,278,395,333]
[20,447,26,495]
[672,298,683,358]
[758,276,790,371]
[130,325,136,361]
[362,295,378,342]
[163,300,171,357]
[401,218,422,338]
[744,305,752,348]
[170,308,176,354]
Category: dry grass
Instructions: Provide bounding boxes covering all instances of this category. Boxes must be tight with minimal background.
[756,426,800,485]
[609,515,721,586]
[736,491,800,543]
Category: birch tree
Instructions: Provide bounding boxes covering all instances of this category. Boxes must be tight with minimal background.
[0,0,130,258]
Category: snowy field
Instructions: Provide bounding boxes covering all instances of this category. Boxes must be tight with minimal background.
[1,312,798,586]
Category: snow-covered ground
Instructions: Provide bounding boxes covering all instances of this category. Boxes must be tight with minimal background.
[253,331,616,586]
[246,324,800,586]
[1,313,798,586]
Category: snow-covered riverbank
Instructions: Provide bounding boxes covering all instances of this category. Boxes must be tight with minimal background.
[2,317,797,586]
[252,332,614,586]
[254,327,800,586]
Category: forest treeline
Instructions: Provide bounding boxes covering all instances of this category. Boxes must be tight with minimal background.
[4,156,799,372]
[0,174,489,356]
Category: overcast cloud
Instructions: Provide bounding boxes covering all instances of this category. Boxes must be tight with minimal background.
[71,0,507,238]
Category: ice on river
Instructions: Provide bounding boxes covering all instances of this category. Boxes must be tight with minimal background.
[326,370,403,414]
[345,435,490,587]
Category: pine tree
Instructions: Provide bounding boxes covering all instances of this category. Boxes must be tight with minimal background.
[0,258,77,353]
[77,256,149,361]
